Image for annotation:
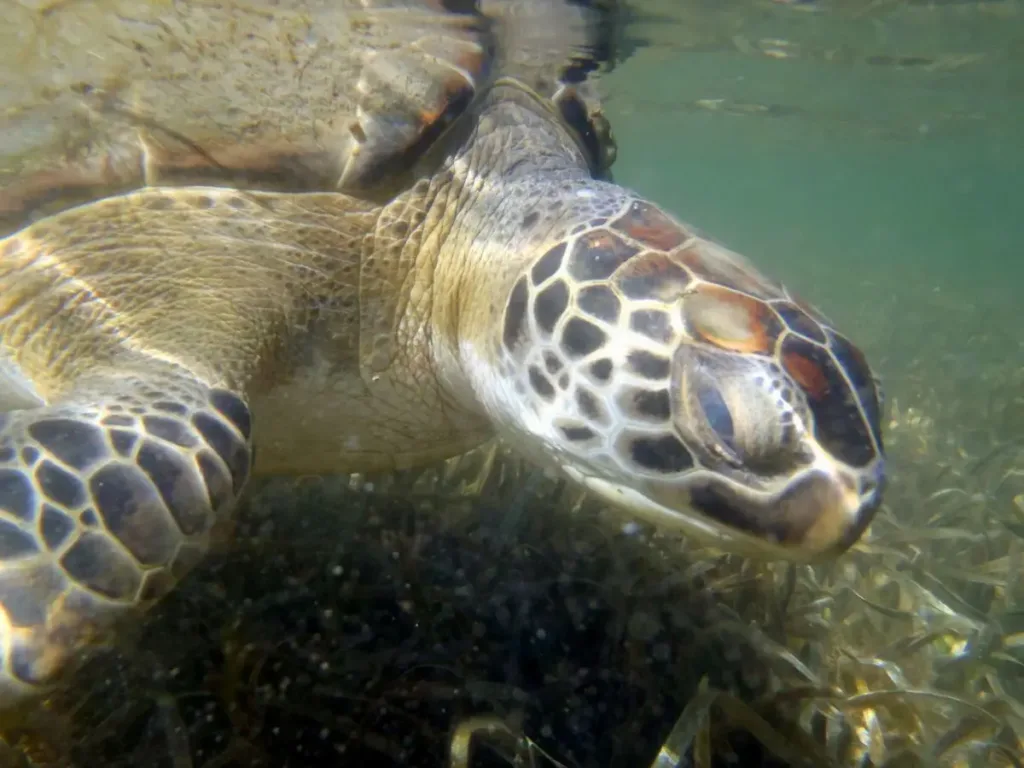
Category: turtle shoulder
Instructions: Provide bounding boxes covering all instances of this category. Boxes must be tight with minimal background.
[476,0,624,178]
[0,0,491,235]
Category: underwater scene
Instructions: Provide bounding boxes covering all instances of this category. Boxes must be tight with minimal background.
[0,0,1022,766]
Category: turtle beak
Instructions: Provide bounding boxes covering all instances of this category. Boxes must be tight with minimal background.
[563,455,885,563]
[665,455,886,561]
[771,458,885,557]
[849,459,886,548]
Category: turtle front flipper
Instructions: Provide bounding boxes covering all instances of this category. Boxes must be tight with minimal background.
[0,367,251,705]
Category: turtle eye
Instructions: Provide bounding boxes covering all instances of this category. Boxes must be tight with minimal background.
[674,346,804,475]
[693,380,742,467]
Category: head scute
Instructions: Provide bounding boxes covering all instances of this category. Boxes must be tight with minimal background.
[495,189,885,561]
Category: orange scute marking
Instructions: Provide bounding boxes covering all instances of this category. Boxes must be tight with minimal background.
[611,201,688,251]
[614,252,691,301]
[623,253,670,277]
[783,351,830,400]
[676,246,709,274]
[675,241,780,300]
[684,286,777,355]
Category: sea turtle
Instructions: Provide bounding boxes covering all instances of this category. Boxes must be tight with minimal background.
[0,0,885,706]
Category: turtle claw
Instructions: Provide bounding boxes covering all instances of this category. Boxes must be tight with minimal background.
[0,372,251,703]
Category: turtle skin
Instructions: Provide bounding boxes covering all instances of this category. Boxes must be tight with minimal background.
[0,0,885,707]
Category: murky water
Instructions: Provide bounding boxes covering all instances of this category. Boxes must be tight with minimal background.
[1,1,1022,766]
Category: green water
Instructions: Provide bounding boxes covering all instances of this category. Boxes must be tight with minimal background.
[610,0,1022,353]
[618,113,1023,319]
[607,0,1024,470]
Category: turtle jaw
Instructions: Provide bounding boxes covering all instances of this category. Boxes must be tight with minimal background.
[561,453,885,563]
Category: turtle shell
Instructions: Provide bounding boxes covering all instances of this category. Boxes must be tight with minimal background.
[0,0,618,237]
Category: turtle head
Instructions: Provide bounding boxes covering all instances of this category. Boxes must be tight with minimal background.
[491,195,885,562]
